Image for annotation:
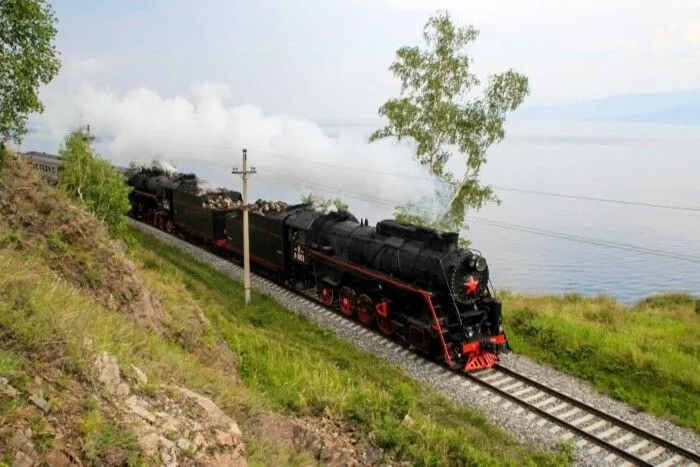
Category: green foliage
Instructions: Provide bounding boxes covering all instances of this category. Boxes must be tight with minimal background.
[301,192,349,211]
[58,129,132,235]
[502,291,700,432]
[0,228,22,249]
[0,0,61,145]
[79,404,141,465]
[370,10,529,233]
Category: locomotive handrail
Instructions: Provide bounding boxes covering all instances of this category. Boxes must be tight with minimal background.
[437,258,465,330]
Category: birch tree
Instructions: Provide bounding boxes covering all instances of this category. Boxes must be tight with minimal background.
[1,0,61,145]
[58,129,131,235]
[369,10,530,234]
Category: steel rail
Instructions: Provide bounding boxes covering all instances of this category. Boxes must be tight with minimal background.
[131,219,699,467]
[491,365,700,465]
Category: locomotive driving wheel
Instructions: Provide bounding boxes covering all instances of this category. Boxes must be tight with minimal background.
[356,294,374,325]
[318,285,334,306]
[338,286,356,317]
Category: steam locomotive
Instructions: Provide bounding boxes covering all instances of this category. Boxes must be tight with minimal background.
[126,165,509,372]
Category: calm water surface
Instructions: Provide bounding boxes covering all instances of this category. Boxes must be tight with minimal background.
[321,121,700,303]
[24,121,700,304]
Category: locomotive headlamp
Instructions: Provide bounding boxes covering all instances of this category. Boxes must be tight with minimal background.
[475,256,487,272]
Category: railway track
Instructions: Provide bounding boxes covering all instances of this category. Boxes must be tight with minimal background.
[129,219,700,467]
[464,366,700,467]
[292,281,700,466]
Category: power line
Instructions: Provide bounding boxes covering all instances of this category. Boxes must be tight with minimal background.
[257,171,700,265]
[465,218,700,264]
[489,187,700,213]
[117,135,700,213]
[26,139,700,264]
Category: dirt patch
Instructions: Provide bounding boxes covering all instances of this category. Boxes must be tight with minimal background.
[0,350,249,466]
[0,365,90,466]
[0,155,166,334]
[246,409,385,466]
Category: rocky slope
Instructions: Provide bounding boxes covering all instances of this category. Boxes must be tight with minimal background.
[0,154,379,466]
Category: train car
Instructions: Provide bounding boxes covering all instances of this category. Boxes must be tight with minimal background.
[123,164,509,372]
[21,151,62,183]
[225,204,299,278]
[127,167,175,223]
[171,187,242,243]
[125,166,243,237]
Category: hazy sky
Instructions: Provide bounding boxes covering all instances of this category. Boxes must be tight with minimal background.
[41,0,700,121]
[21,0,700,201]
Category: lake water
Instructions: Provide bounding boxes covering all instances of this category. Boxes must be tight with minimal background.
[22,120,700,304]
[307,120,700,304]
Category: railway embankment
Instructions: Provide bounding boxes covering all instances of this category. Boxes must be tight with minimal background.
[127,218,700,467]
[0,155,571,464]
[500,291,700,434]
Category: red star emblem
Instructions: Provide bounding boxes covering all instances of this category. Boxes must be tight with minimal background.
[464,276,479,295]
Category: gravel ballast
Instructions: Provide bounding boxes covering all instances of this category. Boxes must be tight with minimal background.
[129,219,700,466]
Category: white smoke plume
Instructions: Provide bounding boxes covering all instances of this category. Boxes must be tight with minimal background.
[42,81,441,222]
[152,159,179,175]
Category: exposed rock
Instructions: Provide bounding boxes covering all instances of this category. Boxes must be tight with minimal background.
[8,430,34,455]
[138,431,160,457]
[178,438,194,455]
[194,432,206,448]
[158,412,180,433]
[4,383,21,397]
[130,364,148,386]
[216,430,235,447]
[44,450,73,467]
[29,392,50,412]
[94,352,121,395]
[176,386,243,438]
[99,446,128,466]
[357,440,382,465]
[89,351,247,466]
[12,451,34,467]
[290,412,365,466]
[125,396,157,424]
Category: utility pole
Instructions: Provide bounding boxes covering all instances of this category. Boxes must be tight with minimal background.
[232,149,256,305]
[83,123,95,145]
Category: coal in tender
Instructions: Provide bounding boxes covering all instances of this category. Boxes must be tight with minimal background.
[200,190,242,210]
[229,199,290,214]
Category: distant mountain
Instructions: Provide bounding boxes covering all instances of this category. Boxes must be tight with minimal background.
[512,89,700,125]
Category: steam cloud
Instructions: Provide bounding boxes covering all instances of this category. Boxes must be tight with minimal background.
[43,81,441,222]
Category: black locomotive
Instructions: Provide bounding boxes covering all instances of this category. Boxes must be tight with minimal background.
[126,165,509,372]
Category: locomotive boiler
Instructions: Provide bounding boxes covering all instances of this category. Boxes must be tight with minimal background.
[288,209,508,371]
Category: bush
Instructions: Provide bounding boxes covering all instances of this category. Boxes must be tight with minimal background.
[58,129,131,236]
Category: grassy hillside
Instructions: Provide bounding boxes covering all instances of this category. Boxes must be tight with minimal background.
[0,154,572,465]
[122,229,573,466]
[501,291,700,433]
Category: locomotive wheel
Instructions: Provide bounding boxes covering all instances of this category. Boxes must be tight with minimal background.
[377,317,393,336]
[356,294,374,325]
[338,286,356,317]
[319,285,334,306]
